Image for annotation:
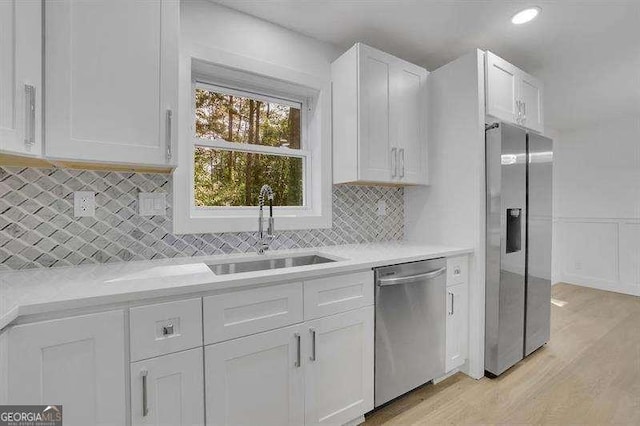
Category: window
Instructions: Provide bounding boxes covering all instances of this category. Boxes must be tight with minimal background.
[172,55,331,235]
[193,85,306,208]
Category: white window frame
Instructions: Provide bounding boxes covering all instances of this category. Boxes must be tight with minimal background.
[173,51,332,234]
[192,81,311,213]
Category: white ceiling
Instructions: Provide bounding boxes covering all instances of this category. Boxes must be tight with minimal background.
[213,0,640,132]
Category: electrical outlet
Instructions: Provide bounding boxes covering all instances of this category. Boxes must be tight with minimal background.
[74,191,95,217]
[574,261,582,271]
[377,200,387,216]
[138,192,166,216]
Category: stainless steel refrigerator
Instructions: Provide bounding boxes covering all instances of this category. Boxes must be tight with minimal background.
[485,122,553,376]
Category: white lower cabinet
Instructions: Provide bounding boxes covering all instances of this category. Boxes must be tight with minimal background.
[304,306,374,426]
[0,271,377,426]
[205,324,305,426]
[445,283,468,372]
[204,306,374,426]
[131,348,204,426]
[5,310,127,426]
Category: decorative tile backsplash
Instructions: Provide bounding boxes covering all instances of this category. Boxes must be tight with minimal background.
[0,167,403,270]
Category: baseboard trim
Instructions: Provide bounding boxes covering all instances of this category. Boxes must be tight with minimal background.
[559,276,639,297]
[433,368,460,384]
[343,415,365,426]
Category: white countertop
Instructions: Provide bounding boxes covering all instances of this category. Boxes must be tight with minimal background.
[0,242,472,330]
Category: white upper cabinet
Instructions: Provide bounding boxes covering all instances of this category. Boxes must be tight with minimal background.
[486,52,520,125]
[358,46,392,183]
[0,0,42,157]
[519,72,544,133]
[486,51,544,133]
[44,0,179,167]
[332,43,428,186]
[392,62,427,184]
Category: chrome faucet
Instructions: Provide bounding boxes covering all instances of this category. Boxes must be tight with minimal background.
[257,184,275,254]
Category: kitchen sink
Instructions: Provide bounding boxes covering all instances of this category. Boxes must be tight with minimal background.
[207,254,337,275]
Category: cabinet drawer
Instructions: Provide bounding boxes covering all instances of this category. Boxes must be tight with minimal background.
[447,256,468,287]
[203,282,303,345]
[304,271,374,320]
[130,298,203,362]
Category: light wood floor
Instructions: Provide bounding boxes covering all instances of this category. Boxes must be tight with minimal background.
[365,283,640,425]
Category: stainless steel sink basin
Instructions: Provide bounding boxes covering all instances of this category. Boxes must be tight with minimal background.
[207,254,337,275]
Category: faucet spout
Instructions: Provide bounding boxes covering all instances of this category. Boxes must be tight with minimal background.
[258,184,275,254]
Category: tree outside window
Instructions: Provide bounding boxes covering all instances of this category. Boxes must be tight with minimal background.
[194,87,304,207]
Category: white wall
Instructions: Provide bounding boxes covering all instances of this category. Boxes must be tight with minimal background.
[553,115,640,295]
[405,50,486,379]
[181,1,340,79]
[175,1,341,234]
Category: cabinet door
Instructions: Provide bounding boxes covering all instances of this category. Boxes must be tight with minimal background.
[44,0,178,166]
[6,311,126,426]
[486,51,520,124]
[520,72,544,133]
[205,324,304,426]
[358,45,393,183]
[131,348,204,426]
[305,306,374,426]
[0,0,42,156]
[446,283,468,372]
[391,62,428,185]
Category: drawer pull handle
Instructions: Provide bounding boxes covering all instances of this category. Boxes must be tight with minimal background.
[162,324,174,336]
[141,369,149,417]
[294,333,301,367]
[310,328,317,361]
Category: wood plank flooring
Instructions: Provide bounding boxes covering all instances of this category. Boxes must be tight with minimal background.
[365,283,640,425]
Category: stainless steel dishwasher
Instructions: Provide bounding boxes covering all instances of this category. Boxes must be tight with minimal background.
[374,258,446,407]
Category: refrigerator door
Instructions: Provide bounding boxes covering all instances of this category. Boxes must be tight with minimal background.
[485,123,527,376]
[525,133,553,356]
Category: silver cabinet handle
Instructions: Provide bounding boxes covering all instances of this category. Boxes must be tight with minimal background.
[378,267,447,286]
[141,369,149,417]
[516,100,522,124]
[522,102,527,124]
[448,291,455,315]
[390,147,397,177]
[399,148,405,178]
[294,333,301,367]
[309,328,317,361]
[24,84,35,147]
[166,109,173,162]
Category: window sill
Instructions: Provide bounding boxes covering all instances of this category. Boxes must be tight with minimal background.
[172,213,332,234]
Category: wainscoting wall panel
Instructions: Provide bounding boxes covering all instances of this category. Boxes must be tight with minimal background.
[555,218,640,296]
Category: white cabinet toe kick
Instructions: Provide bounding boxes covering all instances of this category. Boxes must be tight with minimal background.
[0,254,470,426]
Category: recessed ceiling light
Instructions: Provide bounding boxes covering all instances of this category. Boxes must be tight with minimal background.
[511,7,541,25]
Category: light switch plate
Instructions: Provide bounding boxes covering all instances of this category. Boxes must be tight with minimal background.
[139,192,166,216]
[73,191,95,217]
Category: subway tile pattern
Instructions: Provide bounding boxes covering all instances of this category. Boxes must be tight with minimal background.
[0,167,403,270]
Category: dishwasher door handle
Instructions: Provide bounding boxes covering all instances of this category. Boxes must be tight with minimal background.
[377,267,446,286]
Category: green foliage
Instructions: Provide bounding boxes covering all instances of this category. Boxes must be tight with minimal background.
[194,89,303,207]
